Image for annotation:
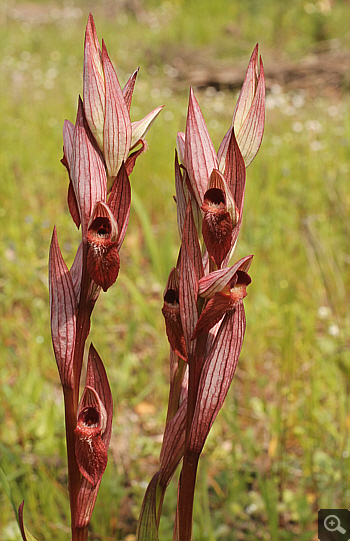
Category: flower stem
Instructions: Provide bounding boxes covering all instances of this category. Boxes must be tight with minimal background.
[63,386,81,538]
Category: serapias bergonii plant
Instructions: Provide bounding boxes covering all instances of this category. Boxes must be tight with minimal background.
[16,13,265,541]
[18,13,163,541]
[136,45,265,541]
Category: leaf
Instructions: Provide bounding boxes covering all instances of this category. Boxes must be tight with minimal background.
[49,227,77,389]
[0,466,18,522]
[136,472,161,541]
[159,398,187,486]
[18,502,40,541]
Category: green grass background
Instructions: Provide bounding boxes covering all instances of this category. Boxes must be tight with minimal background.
[0,0,349,539]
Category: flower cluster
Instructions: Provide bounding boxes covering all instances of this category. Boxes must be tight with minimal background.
[137,45,265,541]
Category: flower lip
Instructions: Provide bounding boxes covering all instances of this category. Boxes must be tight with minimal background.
[164,288,179,306]
[88,217,112,239]
[78,405,100,428]
[234,270,251,287]
[203,188,226,209]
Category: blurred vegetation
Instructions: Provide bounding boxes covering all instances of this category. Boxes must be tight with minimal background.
[0,0,349,539]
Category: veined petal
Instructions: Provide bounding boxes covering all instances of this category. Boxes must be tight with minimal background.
[192,292,232,339]
[102,41,132,184]
[83,13,105,151]
[130,105,164,149]
[184,88,218,207]
[123,67,139,113]
[198,255,253,298]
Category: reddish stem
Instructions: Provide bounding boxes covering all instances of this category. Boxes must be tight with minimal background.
[63,386,81,538]
[64,242,94,540]
[177,451,199,541]
[178,333,207,541]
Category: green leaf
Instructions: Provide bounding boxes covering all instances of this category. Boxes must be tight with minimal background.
[18,501,41,541]
[0,465,18,522]
[136,472,160,541]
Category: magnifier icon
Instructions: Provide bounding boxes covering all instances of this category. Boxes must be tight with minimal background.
[324,514,346,534]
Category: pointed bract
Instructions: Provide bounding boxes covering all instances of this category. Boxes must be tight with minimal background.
[184,88,218,206]
[71,97,107,238]
[131,105,164,149]
[189,304,246,455]
[83,13,105,150]
[107,161,131,250]
[102,41,132,185]
[123,67,139,112]
[218,45,265,168]
[235,56,265,167]
[49,227,77,389]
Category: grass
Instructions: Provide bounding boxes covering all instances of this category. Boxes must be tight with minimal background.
[0,0,349,539]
